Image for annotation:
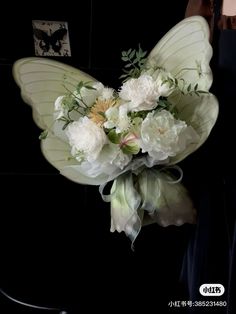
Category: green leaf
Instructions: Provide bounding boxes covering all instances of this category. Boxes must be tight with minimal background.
[129,50,135,59]
[119,74,128,79]
[84,85,96,90]
[120,45,147,82]
[62,121,70,130]
[141,50,147,58]
[76,81,84,92]
[39,130,48,140]
[98,111,106,118]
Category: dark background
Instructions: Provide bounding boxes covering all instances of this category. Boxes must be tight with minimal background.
[0,1,192,313]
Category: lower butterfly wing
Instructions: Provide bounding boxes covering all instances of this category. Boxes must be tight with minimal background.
[13,57,97,130]
[168,92,219,165]
[146,16,212,91]
[41,132,112,185]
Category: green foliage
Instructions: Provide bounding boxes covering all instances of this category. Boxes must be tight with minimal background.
[76,81,96,94]
[59,81,96,129]
[129,110,149,121]
[39,130,48,140]
[120,45,147,82]
[184,82,209,96]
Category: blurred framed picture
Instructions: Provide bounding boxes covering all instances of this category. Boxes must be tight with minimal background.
[32,20,71,57]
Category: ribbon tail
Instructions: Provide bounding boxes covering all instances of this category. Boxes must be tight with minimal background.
[138,168,196,227]
[110,172,142,245]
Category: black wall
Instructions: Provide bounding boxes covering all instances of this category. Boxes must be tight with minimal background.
[0,1,191,313]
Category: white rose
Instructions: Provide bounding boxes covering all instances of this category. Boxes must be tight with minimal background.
[66,116,107,162]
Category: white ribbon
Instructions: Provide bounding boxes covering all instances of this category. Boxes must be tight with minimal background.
[99,166,196,246]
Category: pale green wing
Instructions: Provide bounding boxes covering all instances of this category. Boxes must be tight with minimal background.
[13,57,97,129]
[13,57,99,184]
[41,133,111,185]
[146,16,213,91]
[146,16,218,163]
[169,92,218,164]
[41,132,77,168]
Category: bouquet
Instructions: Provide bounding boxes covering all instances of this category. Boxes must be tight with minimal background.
[13,16,218,246]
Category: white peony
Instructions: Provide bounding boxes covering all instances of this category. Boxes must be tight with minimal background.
[66,116,107,162]
[119,74,160,112]
[140,110,197,161]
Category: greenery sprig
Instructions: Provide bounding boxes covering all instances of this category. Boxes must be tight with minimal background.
[120,45,147,82]
[58,81,96,129]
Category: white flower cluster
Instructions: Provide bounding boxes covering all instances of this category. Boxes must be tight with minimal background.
[53,68,199,181]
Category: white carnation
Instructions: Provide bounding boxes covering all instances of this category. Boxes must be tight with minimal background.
[119,74,160,111]
[66,117,107,162]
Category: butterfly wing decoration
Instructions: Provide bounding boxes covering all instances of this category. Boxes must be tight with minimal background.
[13,57,98,179]
[33,27,68,55]
[146,15,218,165]
[13,16,218,185]
[147,16,213,90]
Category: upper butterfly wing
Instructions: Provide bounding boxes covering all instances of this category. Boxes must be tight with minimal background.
[13,57,97,130]
[146,16,213,90]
